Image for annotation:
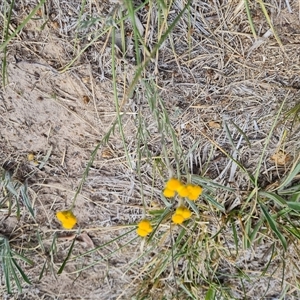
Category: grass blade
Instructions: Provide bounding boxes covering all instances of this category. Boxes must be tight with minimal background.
[205,286,216,300]
[257,0,283,47]
[231,220,239,255]
[278,162,300,191]
[258,191,286,207]
[260,204,287,251]
[243,0,257,38]
[57,237,76,274]
[20,183,35,219]
[11,258,32,285]
[124,0,192,99]
[230,120,251,148]
[286,201,300,212]
[202,193,225,212]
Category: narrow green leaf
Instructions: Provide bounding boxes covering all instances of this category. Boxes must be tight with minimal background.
[75,235,139,273]
[205,286,216,300]
[74,228,136,259]
[286,201,300,212]
[16,199,21,221]
[191,175,235,192]
[224,121,238,151]
[20,183,35,218]
[290,192,300,202]
[260,204,287,251]
[243,0,257,38]
[125,0,192,98]
[50,233,57,255]
[257,0,283,47]
[284,226,300,239]
[249,218,264,244]
[231,220,239,255]
[230,121,251,147]
[278,162,300,191]
[278,184,300,195]
[178,282,196,299]
[243,218,251,249]
[39,261,47,281]
[202,193,225,212]
[12,258,31,285]
[11,250,34,265]
[240,187,258,215]
[261,243,275,277]
[272,207,291,219]
[8,257,22,292]
[148,208,171,241]
[2,256,11,294]
[5,181,19,198]
[57,237,76,274]
[259,191,286,207]
[36,231,45,253]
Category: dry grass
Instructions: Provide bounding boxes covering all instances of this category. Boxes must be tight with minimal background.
[1,0,300,299]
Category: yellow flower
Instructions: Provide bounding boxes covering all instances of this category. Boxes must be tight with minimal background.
[177,185,189,197]
[137,219,153,237]
[165,178,182,192]
[163,178,203,200]
[176,206,192,219]
[56,210,77,229]
[172,214,184,224]
[163,188,176,198]
[137,227,150,237]
[172,206,192,224]
[186,184,203,201]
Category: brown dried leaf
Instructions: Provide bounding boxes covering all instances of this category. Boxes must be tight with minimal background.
[83,95,90,104]
[208,121,221,129]
[51,21,60,30]
[271,150,290,166]
[102,148,113,159]
[82,77,90,84]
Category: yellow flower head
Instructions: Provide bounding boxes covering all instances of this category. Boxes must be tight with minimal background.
[163,178,203,200]
[172,206,192,224]
[165,178,182,192]
[163,188,176,198]
[56,210,77,229]
[172,213,184,224]
[176,206,192,219]
[177,185,189,197]
[137,227,150,237]
[186,184,203,201]
[137,219,153,237]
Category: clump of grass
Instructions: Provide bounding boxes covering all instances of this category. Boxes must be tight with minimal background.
[0,235,33,294]
[0,167,35,220]
[0,167,36,293]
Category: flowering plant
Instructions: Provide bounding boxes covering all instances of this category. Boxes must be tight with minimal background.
[56,210,77,229]
[163,178,202,201]
[136,219,153,237]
